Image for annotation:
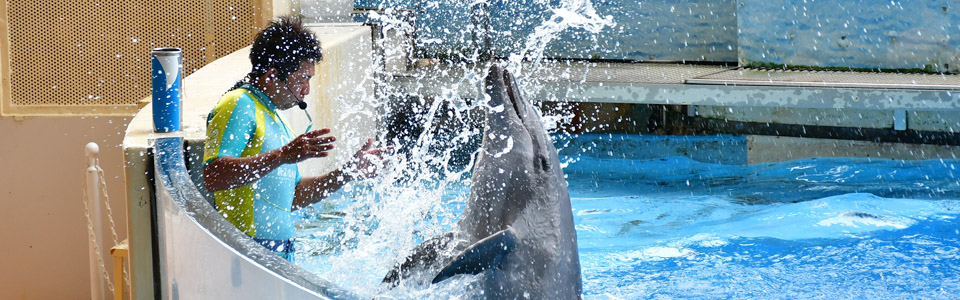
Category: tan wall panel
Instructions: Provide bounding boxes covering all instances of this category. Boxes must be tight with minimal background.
[1,0,270,116]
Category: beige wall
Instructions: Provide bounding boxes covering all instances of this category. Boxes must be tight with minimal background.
[0,116,130,299]
[0,2,301,299]
[273,0,298,16]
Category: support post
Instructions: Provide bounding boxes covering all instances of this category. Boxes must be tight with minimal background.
[111,239,130,300]
[85,142,106,300]
[894,109,907,131]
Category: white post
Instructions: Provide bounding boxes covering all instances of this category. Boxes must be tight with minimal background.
[85,142,106,300]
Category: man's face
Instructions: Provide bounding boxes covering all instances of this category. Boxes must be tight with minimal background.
[275,61,315,110]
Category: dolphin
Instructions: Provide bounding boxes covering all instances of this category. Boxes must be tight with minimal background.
[382,65,582,299]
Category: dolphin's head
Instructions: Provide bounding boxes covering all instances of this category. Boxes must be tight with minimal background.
[460,64,568,238]
[483,64,562,161]
[482,65,542,145]
[478,65,542,163]
[431,65,580,298]
[479,64,559,181]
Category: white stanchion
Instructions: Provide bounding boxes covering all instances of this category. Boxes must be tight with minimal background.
[84,142,107,300]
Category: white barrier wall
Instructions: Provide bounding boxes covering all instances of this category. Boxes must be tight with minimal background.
[285,25,377,178]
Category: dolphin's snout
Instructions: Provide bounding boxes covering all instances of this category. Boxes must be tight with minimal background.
[485,64,525,125]
[501,69,525,123]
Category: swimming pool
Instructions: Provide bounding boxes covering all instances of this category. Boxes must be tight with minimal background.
[292,134,960,299]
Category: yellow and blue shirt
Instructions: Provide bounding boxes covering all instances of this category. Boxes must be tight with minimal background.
[203,83,301,241]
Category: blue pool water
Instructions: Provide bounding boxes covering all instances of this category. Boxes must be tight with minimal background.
[567,156,960,299]
[294,136,960,299]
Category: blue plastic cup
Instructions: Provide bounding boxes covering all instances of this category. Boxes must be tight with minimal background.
[151,47,183,132]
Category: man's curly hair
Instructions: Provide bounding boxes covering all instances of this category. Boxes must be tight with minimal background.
[249,16,321,81]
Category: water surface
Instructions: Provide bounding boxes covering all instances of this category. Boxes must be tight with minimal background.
[295,144,960,299]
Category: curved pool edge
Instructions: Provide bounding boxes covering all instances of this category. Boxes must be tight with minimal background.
[153,137,359,299]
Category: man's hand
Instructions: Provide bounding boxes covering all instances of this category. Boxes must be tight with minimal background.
[279,128,337,164]
[347,137,394,180]
[292,137,394,210]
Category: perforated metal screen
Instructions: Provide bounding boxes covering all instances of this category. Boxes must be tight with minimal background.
[1,0,269,116]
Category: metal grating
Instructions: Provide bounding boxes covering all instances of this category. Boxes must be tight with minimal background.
[393,62,960,110]
[212,0,257,59]
[1,0,267,116]
[688,68,960,91]
[392,61,731,99]
[524,62,731,85]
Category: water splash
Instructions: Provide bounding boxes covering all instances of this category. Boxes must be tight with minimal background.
[295,0,615,297]
[507,0,615,74]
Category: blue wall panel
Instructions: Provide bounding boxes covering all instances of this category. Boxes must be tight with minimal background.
[488,0,738,62]
[357,0,959,70]
[357,0,738,62]
[738,0,960,72]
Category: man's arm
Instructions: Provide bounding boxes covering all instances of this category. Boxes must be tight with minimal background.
[291,138,393,210]
[204,149,287,192]
[292,168,352,211]
[204,128,336,192]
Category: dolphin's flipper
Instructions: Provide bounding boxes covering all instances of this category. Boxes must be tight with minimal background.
[383,232,456,287]
[431,227,518,284]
